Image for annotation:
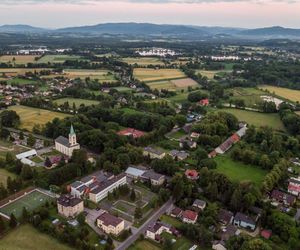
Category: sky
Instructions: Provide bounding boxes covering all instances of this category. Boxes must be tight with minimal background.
[0,0,300,29]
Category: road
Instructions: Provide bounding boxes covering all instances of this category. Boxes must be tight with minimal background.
[115,198,173,250]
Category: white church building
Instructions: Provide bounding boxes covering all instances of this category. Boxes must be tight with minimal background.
[55,125,80,157]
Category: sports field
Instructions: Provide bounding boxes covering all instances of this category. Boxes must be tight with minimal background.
[259,85,300,103]
[215,155,267,187]
[37,55,83,64]
[219,108,285,131]
[0,189,54,218]
[0,224,73,250]
[54,97,99,107]
[0,168,16,187]
[7,105,70,131]
[0,55,38,64]
[133,68,186,82]
[122,57,164,66]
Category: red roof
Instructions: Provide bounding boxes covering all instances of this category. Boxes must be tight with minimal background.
[117,128,145,138]
[288,184,300,193]
[208,150,217,158]
[185,169,199,179]
[261,229,272,239]
[230,133,240,143]
[182,210,198,221]
[199,99,209,106]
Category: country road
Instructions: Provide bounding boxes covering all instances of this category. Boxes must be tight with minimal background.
[115,198,173,250]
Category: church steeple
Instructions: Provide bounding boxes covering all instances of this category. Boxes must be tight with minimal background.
[69,124,77,146]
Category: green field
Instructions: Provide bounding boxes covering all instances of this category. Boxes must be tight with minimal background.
[146,78,198,91]
[259,85,300,103]
[0,168,16,187]
[128,240,161,250]
[134,68,186,82]
[227,87,266,108]
[214,155,267,186]
[196,69,231,79]
[160,215,183,228]
[122,57,164,66]
[0,224,73,250]
[0,190,54,218]
[113,86,133,92]
[7,77,38,85]
[38,55,83,64]
[219,108,285,131]
[54,98,99,107]
[7,105,70,131]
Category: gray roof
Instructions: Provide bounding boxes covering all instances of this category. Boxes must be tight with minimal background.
[55,136,70,147]
[193,199,206,207]
[141,170,164,181]
[144,147,164,156]
[90,173,126,194]
[57,194,82,207]
[169,150,189,159]
[125,167,145,177]
[234,212,255,225]
[70,181,83,188]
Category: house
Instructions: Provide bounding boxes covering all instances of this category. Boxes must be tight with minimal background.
[190,132,200,140]
[169,150,189,161]
[271,190,296,207]
[146,221,179,241]
[199,98,209,106]
[180,138,197,149]
[57,194,84,218]
[55,125,80,157]
[212,240,227,250]
[143,147,166,159]
[261,229,272,240]
[208,150,217,158]
[288,177,300,197]
[185,169,199,180]
[170,207,183,218]
[141,171,165,186]
[182,210,198,224]
[192,199,206,211]
[220,224,240,241]
[233,212,256,231]
[97,212,125,235]
[218,209,234,225]
[117,128,145,139]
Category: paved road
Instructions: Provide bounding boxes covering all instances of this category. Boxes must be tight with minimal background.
[115,198,173,250]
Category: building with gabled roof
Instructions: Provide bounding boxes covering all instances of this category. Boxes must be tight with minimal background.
[55,125,80,157]
[96,211,124,235]
[182,210,198,224]
[57,194,84,218]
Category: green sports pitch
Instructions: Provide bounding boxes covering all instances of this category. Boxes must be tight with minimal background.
[0,190,54,218]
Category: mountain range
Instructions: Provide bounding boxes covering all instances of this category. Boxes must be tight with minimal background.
[0,23,299,39]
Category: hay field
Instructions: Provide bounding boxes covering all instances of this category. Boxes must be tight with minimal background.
[0,55,38,64]
[134,68,185,82]
[54,98,99,106]
[0,68,52,77]
[196,69,231,79]
[64,69,116,81]
[37,55,83,64]
[259,85,300,103]
[7,105,70,131]
[147,77,198,90]
[122,57,164,66]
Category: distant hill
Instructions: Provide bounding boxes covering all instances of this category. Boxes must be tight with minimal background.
[0,24,48,33]
[238,26,300,38]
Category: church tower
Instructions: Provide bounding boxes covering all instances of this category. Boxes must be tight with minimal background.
[69,124,77,146]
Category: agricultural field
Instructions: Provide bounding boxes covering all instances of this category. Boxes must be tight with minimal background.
[0,68,52,77]
[196,68,232,80]
[7,105,70,131]
[0,168,16,187]
[7,77,38,85]
[122,57,164,66]
[133,68,186,82]
[227,87,266,108]
[37,55,84,64]
[259,85,300,103]
[214,155,267,187]
[219,108,285,131]
[0,189,54,218]
[0,55,39,64]
[147,78,198,91]
[54,98,99,107]
[0,224,73,250]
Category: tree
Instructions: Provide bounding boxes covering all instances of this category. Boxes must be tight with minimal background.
[134,207,142,219]
[21,165,33,180]
[22,207,29,222]
[163,238,173,250]
[0,110,20,128]
[77,212,86,225]
[230,187,242,211]
[241,238,271,250]
[27,134,36,147]
[130,188,136,201]
[9,213,17,228]
[0,216,6,234]
[44,157,52,168]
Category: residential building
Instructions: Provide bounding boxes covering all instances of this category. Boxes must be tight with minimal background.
[199,98,209,106]
[141,171,165,186]
[212,240,227,250]
[218,209,234,226]
[220,224,240,241]
[271,189,296,207]
[185,169,199,180]
[96,212,124,235]
[117,128,145,139]
[57,194,84,218]
[170,207,183,218]
[261,229,272,240]
[143,147,166,159]
[182,210,198,224]
[192,199,206,211]
[233,212,256,231]
[288,177,300,197]
[55,125,80,157]
[169,150,189,161]
[146,222,178,241]
[179,138,197,149]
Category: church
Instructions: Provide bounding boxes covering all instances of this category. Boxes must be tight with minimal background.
[55,125,80,157]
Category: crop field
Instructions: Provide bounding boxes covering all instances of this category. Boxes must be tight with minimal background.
[37,55,84,64]
[0,68,52,77]
[133,68,186,82]
[122,57,164,66]
[63,69,116,81]
[7,105,70,131]
[0,55,38,64]
[54,98,99,107]
[0,189,54,218]
[259,85,300,103]
[219,108,285,131]
[0,224,73,250]
[215,155,267,187]
[0,168,16,187]
[146,78,198,90]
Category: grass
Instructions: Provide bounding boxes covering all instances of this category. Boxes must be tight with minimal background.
[0,190,54,218]
[7,77,38,85]
[133,68,186,82]
[54,97,99,107]
[128,239,161,250]
[37,55,83,64]
[146,78,199,91]
[160,215,183,228]
[7,105,70,131]
[259,85,300,103]
[214,155,267,187]
[227,87,266,108]
[0,168,16,187]
[0,68,52,77]
[0,55,38,64]
[0,224,73,250]
[113,86,133,92]
[219,108,285,131]
[196,69,231,79]
[122,57,164,66]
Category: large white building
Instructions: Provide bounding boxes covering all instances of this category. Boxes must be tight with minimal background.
[55,125,80,157]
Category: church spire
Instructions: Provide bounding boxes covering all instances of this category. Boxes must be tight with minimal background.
[70,124,75,135]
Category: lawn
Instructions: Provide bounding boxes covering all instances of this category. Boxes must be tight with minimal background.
[0,189,54,218]
[0,224,73,250]
[160,215,183,228]
[128,239,161,250]
[0,55,38,64]
[122,57,164,66]
[133,68,186,82]
[7,105,70,131]
[259,85,300,103]
[37,55,83,64]
[214,155,267,187]
[54,97,99,107]
[219,108,285,131]
[7,77,38,85]
[0,168,16,187]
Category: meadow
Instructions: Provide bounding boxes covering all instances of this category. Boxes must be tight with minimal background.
[122,57,164,66]
[54,98,99,107]
[227,87,266,107]
[0,140,28,160]
[0,68,52,77]
[37,55,83,64]
[0,168,16,187]
[196,69,232,80]
[133,68,186,82]
[214,155,267,187]
[7,77,38,85]
[219,108,285,131]
[7,105,70,131]
[0,55,38,64]
[0,224,73,250]
[259,85,300,103]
